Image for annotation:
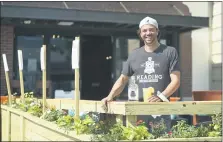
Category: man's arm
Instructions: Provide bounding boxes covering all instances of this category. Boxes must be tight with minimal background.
[148,71,180,102]
[106,74,129,100]
[162,71,180,98]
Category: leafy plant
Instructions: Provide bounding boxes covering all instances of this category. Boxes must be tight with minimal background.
[149,118,167,139]
[196,124,211,137]
[17,103,30,112]
[171,120,198,138]
[73,115,95,135]
[121,124,152,140]
[41,109,65,122]
[56,115,75,131]
[92,120,153,141]
[208,112,222,137]
[92,122,123,141]
[27,101,43,117]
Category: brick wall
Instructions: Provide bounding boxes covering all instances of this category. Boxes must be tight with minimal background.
[179,32,192,98]
[0,25,14,95]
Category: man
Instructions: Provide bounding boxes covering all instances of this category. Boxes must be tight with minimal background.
[101,16,180,131]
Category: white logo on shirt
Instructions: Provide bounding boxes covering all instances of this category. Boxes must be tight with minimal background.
[138,57,162,83]
[144,57,155,74]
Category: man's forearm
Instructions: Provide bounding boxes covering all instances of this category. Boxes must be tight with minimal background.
[162,80,180,98]
[108,75,128,99]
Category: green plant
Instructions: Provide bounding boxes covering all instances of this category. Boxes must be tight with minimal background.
[56,115,75,131]
[27,101,43,117]
[196,124,211,137]
[73,115,95,135]
[92,120,153,141]
[18,103,30,112]
[149,118,167,139]
[41,109,65,122]
[208,112,222,137]
[12,92,40,113]
[92,122,123,141]
[171,120,198,138]
[122,124,153,140]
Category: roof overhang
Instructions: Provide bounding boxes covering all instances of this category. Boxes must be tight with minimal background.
[1,5,209,33]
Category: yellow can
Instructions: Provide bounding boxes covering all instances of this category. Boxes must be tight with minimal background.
[143,87,155,102]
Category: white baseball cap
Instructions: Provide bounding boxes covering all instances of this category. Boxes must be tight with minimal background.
[139,16,158,29]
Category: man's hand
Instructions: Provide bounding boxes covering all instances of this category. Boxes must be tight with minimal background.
[147,95,162,102]
[101,95,113,106]
[101,96,113,112]
[101,74,129,111]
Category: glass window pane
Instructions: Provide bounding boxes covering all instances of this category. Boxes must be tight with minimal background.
[14,35,43,92]
[15,35,43,77]
[49,37,73,71]
[49,36,74,97]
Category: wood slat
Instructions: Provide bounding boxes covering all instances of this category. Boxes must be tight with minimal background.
[46,99,61,109]
[24,119,75,141]
[20,115,25,141]
[1,108,8,141]
[96,101,126,114]
[10,112,21,141]
[6,110,11,141]
[125,101,222,115]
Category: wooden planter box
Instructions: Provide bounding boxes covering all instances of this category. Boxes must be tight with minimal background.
[1,104,222,141]
[1,105,92,141]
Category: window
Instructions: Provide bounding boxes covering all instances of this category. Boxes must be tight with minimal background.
[49,36,75,96]
[14,35,43,78]
[14,35,43,92]
[49,36,73,74]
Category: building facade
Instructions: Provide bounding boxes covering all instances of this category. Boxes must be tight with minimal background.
[180,2,222,100]
[1,2,219,100]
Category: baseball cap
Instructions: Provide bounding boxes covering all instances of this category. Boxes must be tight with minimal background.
[139,16,158,29]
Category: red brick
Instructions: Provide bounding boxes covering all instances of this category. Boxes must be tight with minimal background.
[0,25,14,95]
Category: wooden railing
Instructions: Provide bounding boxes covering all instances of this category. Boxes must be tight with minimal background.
[44,99,222,127]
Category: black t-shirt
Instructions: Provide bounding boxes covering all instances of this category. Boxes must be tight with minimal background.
[122,44,180,101]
